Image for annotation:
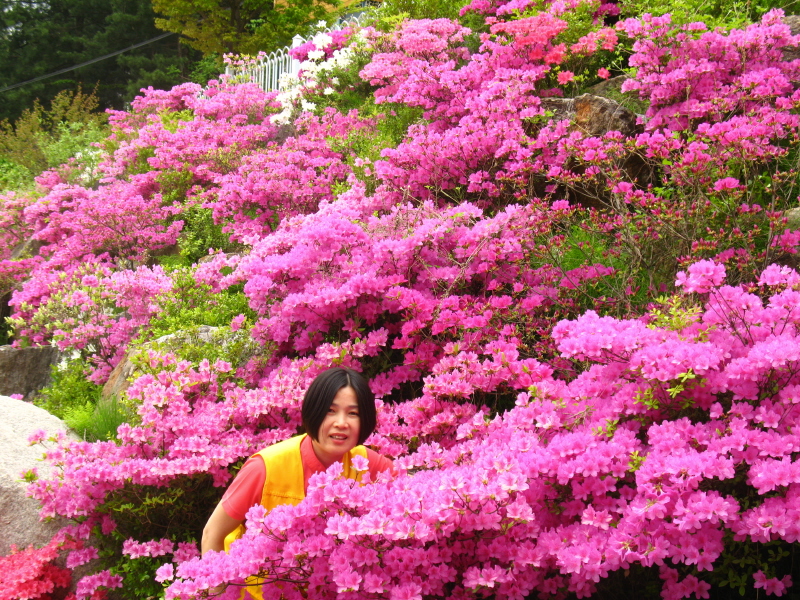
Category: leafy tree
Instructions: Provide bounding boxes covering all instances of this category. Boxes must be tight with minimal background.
[0,0,203,122]
[151,0,340,55]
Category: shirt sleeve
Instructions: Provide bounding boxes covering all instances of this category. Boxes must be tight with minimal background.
[221,455,266,521]
[366,448,394,478]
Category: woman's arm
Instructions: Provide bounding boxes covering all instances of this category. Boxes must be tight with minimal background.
[202,455,266,555]
[201,501,244,555]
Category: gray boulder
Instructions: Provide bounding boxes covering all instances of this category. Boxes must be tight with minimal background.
[541,93,641,138]
[785,207,800,233]
[10,238,45,260]
[101,353,140,403]
[588,74,628,99]
[0,395,76,556]
[538,94,650,208]
[785,15,800,63]
[0,345,60,400]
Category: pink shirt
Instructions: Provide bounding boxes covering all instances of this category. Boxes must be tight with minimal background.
[222,435,393,520]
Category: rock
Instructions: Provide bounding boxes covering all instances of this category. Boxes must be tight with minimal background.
[148,243,180,259]
[0,345,60,400]
[786,207,800,230]
[541,93,641,138]
[101,355,140,402]
[786,14,800,35]
[0,395,77,557]
[785,15,800,63]
[274,122,297,145]
[537,94,651,209]
[10,238,45,260]
[587,75,628,99]
[198,251,243,264]
[155,324,221,346]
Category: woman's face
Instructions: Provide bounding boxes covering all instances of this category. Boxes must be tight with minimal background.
[310,386,361,467]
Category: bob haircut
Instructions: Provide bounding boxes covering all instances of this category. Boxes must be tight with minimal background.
[301,367,376,446]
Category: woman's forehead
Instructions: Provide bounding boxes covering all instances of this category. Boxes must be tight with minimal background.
[331,386,358,406]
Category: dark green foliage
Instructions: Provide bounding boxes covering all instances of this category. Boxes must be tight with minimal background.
[189,53,226,86]
[0,0,202,123]
[0,293,12,345]
[585,564,664,600]
[0,322,11,346]
[96,476,221,600]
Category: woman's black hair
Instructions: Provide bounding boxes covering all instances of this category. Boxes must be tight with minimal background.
[301,367,376,446]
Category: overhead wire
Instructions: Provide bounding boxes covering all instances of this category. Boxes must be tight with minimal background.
[0,31,177,94]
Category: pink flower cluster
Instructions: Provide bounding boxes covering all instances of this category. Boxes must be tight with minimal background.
[10,260,172,381]
[5,4,800,599]
[619,10,800,131]
[123,538,199,564]
[208,109,372,243]
[156,264,800,599]
[0,533,80,600]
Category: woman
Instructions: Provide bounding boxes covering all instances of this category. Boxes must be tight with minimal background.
[201,367,393,564]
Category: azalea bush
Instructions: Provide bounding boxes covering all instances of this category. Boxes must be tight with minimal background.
[0,535,75,600]
[161,261,800,600]
[3,0,800,598]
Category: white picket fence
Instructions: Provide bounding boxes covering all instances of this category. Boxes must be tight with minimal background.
[225,13,368,92]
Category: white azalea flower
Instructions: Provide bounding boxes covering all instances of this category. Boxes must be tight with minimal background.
[270,110,292,125]
[312,33,333,48]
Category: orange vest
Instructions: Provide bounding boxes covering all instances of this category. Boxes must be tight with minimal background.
[224,434,368,599]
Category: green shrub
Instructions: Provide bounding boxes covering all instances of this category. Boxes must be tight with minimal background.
[61,401,95,437]
[34,358,129,442]
[0,88,108,186]
[35,358,103,422]
[143,268,255,340]
[0,157,31,191]
[190,53,226,86]
[39,120,106,177]
[175,205,238,265]
[327,101,424,194]
[64,395,131,442]
[620,0,799,29]
[150,325,262,370]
